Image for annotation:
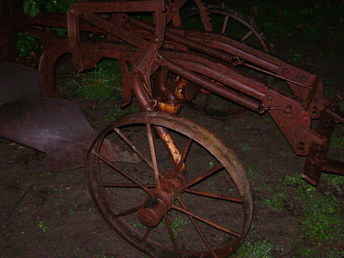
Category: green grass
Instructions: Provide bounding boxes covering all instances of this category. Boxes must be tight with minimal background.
[235,240,274,258]
[326,249,344,258]
[282,175,344,242]
[294,246,344,258]
[76,59,122,102]
[323,173,344,186]
[262,192,287,211]
[60,58,140,120]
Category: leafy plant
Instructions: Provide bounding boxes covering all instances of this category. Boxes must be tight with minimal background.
[37,220,49,232]
[76,59,122,102]
[23,0,76,17]
[23,0,40,17]
[16,32,41,57]
[170,216,189,235]
[48,27,68,37]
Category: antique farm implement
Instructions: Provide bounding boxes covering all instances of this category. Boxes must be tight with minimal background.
[1,0,344,257]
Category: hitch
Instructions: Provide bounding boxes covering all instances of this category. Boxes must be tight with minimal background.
[303,105,344,185]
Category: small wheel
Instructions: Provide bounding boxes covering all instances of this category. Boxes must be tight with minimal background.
[87,112,252,258]
[182,3,270,52]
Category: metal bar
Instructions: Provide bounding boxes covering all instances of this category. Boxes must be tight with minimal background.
[146,123,161,189]
[70,1,165,13]
[161,56,262,111]
[171,58,267,100]
[322,159,344,176]
[82,13,147,48]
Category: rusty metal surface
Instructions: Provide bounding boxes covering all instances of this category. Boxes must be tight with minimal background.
[0,97,95,170]
[8,0,344,256]
[0,62,100,170]
[87,111,253,258]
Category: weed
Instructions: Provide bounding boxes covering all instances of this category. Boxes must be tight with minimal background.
[240,143,251,152]
[246,166,256,179]
[76,59,122,102]
[49,27,68,37]
[294,247,317,258]
[16,33,41,57]
[329,135,344,149]
[131,222,145,229]
[170,216,189,235]
[326,249,344,258]
[37,221,48,233]
[282,175,344,242]
[208,161,215,168]
[235,240,274,258]
[282,175,307,187]
[262,192,287,211]
[302,194,343,241]
[323,173,344,186]
[23,0,40,17]
[23,0,76,17]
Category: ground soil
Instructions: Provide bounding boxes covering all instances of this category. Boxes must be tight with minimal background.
[1,10,344,258]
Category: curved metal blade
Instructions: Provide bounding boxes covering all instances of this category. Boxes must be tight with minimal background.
[0,97,95,170]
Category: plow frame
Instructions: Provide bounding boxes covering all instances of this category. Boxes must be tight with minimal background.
[5,0,344,257]
[33,0,343,185]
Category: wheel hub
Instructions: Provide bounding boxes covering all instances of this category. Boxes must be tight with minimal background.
[137,171,185,227]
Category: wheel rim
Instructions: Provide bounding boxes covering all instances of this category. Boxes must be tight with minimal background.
[182,5,270,52]
[87,112,252,258]
[209,8,270,52]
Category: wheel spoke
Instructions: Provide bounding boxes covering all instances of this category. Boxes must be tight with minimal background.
[156,126,183,166]
[114,128,154,169]
[241,30,253,42]
[91,150,152,195]
[102,183,155,189]
[141,227,153,242]
[146,124,161,188]
[172,202,241,238]
[176,138,193,171]
[87,112,252,257]
[183,165,224,190]
[116,204,142,217]
[176,198,218,258]
[184,189,243,203]
[221,15,230,34]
